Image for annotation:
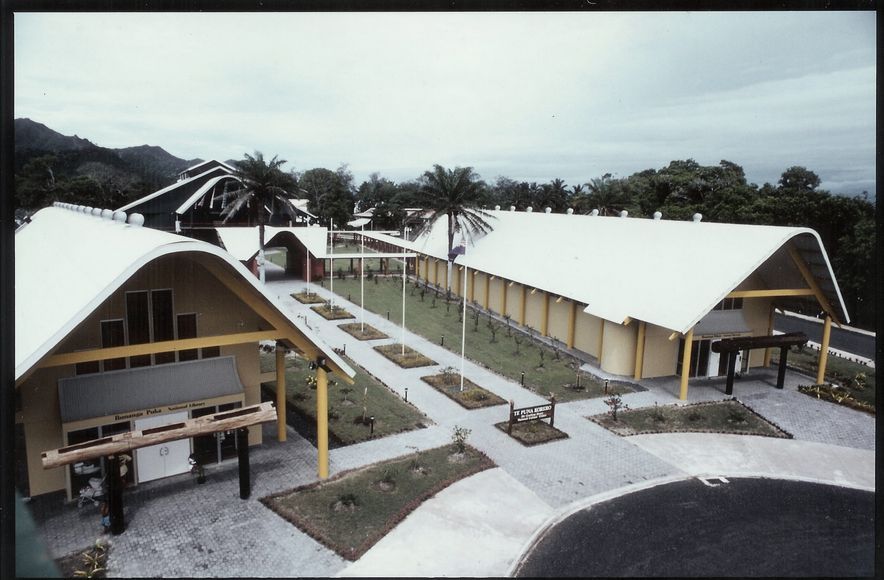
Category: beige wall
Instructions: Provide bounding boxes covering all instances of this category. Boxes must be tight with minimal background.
[741,297,774,368]
[600,320,638,376]
[524,290,545,333]
[573,310,603,358]
[641,323,680,378]
[19,254,267,498]
[488,277,505,314]
[504,282,521,320]
[547,298,570,344]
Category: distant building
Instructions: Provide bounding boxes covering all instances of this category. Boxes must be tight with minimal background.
[363,209,849,398]
[14,203,353,499]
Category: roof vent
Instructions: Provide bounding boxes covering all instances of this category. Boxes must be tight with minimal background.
[128,213,145,227]
[526,206,533,212]
[692,213,703,222]
[494,205,501,211]
[93,208,103,217]
[619,210,628,218]
[101,209,114,220]
[653,211,662,220]
[544,207,551,214]
[590,209,599,216]
[112,211,127,223]
[566,208,574,215]
[510,205,516,212]
[84,206,93,214]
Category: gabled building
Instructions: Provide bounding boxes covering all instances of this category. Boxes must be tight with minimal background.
[363,209,849,398]
[15,203,354,500]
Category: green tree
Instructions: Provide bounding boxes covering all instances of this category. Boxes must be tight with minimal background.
[576,174,631,216]
[414,164,494,294]
[300,165,354,228]
[220,151,298,283]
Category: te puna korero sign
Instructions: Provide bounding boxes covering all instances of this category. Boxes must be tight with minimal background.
[507,395,556,434]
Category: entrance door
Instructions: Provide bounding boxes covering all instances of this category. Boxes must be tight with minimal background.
[134,412,191,483]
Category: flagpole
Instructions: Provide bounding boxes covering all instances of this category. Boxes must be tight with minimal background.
[401,251,406,356]
[361,224,365,333]
[460,262,467,392]
[329,218,334,309]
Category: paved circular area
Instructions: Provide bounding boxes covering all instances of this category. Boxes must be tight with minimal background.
[515,477,874,577]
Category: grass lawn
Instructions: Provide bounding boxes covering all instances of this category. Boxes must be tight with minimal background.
[266,250,287,268]
[589,399,790,438]
[312,304,356,320]
[494,419,568,446]
[261,444,494,560]
[374,343,437,368]
[338,322,389,341]
[421,372,507,409]
[260,351,429,445]
[55,539,109,578]
[326,244,400,275]
[327,277,635,402]
[773,345,876,407]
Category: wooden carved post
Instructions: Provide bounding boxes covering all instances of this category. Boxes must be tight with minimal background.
[107,455,124,535]
[508,400,515,434]
[549,394,556,428]
[777,346,788,389]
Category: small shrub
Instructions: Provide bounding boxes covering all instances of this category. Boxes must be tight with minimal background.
[727,407,747,423]
[464,389,489,402]
[686,410,702,422]
[651,402,666,423]
[440,366,458,386]
[451,425,471,454]
[605,392,629,422]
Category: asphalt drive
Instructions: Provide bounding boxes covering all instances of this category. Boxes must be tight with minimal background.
[515,477,875,577]
[774,313,875,359]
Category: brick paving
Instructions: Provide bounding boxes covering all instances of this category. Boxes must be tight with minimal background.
[28,268,875,577]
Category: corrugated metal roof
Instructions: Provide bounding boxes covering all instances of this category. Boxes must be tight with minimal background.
[58,356,244,423]
[14,206,354,381]
[362,210,849,333]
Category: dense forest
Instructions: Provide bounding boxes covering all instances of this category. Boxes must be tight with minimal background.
[13,121,875,329]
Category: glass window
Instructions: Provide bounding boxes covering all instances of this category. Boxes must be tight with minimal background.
[76,358,100,375]
[126,291,151,368]
[201,346,220,359]
[152,290,175,364]
[101,320,126,371]
[177,313,198,361]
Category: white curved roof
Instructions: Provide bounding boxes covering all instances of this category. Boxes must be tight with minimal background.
[117,166,231,212]
[15,206,353,381]
[216,226,329,261]
[174,174,244,215]
[363,210,849,334]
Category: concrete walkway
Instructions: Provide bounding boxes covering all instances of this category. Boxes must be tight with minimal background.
[30,265,876,577]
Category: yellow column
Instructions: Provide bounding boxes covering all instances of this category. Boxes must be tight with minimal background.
[567,301,577,349]
[520,285,527,325]
[316,365,329,479]
[276,344,287,442]
[542,292,550,336]
[483,275,490,309]
[816,315,832,384]
[763,304,775,367]
[679,328,694,400]
[424,256,430,283]
[634,321,647,380]
[469,271,476,302]
[432,259,438,287]
[501,281,508,317]
[455,267,462,297]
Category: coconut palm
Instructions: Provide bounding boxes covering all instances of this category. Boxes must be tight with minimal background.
[221,151,297,282]
[578,174,630,216]
[414,164,494,294]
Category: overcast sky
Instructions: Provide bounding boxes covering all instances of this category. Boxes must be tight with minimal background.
[14,11,876,195]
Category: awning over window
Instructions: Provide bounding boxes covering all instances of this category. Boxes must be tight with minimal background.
[692,310,753,338]
[58,356,244,424]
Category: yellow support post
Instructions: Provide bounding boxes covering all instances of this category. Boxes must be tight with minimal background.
[469,271,476,302]
[679,328,694,400]
[763,304,775,367]
[816,316,832,384]
[316,366,329,479]
[484,274,490,309]
[276,344,287,442]
[567,301,577,349]
[520,284,527,325]
[432,259,438,287]
[455,266,462,297]
[501,279,508,317]
[634,321,647,380]
[542,292,550,336]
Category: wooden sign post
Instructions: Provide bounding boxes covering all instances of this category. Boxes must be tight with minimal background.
[508,394,556,434]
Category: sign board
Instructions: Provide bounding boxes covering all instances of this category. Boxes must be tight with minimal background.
[508,396,556,433]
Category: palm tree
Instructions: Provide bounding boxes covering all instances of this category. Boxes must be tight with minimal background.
[221,151,297,283]
[414,164,494,295]
[580,174,630,216]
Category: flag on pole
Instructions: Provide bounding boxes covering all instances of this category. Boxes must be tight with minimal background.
[449,237,467,261]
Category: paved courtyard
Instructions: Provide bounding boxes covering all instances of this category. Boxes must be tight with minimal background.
[27,268,875,577]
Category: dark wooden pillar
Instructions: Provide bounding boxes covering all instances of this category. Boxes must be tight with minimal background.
[776,346,788,389]
[725,352,736,396]
[237,428,250,499]
[107,455,125,535]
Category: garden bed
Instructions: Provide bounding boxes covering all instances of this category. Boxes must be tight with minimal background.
[312,304,355,320]
[374,343,436,368]
[421,371,506,409]
[338,322,389,341]
[291,291,326,304]
[588,399,791,438]
[494,419,568,446]
[260,444,494,561]
[55,539,110,578]
[797,384,875,415]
